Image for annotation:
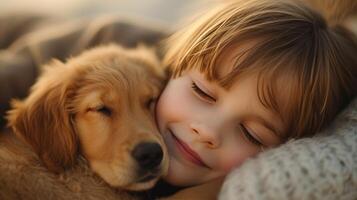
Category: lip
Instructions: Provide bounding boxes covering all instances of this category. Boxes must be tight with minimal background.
[169,129,210,169]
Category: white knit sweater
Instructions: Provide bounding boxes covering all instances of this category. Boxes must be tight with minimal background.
[219,98,357,200]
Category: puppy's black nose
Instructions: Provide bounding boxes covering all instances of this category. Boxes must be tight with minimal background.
[132,142,163,170]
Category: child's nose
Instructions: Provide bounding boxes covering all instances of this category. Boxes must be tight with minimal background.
[190,123,221,148]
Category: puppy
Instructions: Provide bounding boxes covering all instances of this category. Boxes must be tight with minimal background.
[0,44,168,199]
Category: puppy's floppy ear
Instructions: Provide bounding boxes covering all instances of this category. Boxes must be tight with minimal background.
[7,60,78,173]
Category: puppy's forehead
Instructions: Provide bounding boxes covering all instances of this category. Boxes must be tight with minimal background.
[94,59,164,92]
[70,45,166,99]
[80,91,104,106]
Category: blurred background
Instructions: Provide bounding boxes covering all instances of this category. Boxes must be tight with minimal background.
[1,0,216,26]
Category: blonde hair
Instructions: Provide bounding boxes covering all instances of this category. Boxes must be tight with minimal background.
[163,0,357,140]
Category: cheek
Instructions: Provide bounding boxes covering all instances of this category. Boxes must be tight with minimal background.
[155,81,192,131]
[219,153,243,173]
[219,143,261,173]
[76,114,112,158]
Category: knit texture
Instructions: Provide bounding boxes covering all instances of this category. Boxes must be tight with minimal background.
[219,98,357,200]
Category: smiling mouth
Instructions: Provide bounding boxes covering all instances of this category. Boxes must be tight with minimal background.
[169,130,210,169]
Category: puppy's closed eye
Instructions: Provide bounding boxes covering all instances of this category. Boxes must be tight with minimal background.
[88,105,112,117]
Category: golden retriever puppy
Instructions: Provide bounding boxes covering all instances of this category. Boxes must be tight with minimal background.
[0,44,168,199]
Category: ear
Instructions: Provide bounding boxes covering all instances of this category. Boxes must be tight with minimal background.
[7,60,78,173]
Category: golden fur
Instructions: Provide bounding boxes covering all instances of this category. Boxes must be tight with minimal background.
[0,44,168,199]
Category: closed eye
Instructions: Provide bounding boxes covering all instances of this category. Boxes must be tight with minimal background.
[191,82,216,103]
[88,105,112,117]
[97,106,112,116]
[240,124,263,146]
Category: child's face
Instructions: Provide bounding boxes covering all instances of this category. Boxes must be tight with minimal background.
[155,49,285,187]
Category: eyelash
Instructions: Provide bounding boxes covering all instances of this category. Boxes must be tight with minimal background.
[191,82,216,102]
[240,124,263,146]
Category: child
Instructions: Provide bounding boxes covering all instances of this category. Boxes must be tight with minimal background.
[152,0,357,198]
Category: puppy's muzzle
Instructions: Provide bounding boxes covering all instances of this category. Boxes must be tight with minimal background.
[132,142,163,179]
